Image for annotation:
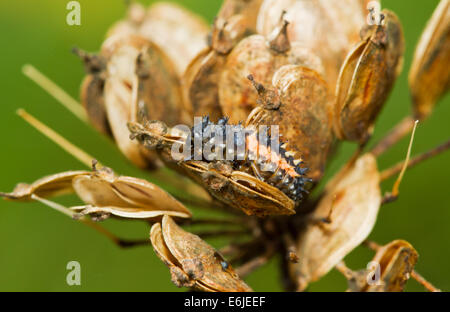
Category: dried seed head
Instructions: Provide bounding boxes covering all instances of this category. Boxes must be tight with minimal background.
[150,216,252,292]
[409,0,450,120]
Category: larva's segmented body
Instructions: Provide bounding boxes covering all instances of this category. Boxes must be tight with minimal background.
[187,116,310,202]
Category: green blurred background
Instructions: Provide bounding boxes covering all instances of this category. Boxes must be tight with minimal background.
[0,0,448,291]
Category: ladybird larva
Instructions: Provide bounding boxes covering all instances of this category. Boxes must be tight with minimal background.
[186,116,311,202]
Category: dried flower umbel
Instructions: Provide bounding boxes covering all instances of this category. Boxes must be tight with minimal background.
[2,0,450,292]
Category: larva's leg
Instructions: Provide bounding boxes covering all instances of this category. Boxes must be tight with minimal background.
[250,162,264,181]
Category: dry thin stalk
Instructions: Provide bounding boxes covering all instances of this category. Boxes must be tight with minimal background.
[236,247,276,278]
[364,240,441,292]
[173,194,241,216]
[335,261,354,280]
[182,218,246,226]
[380,138,450,181]
[17,109,95,168]
[411,271,441,292]
[22,64,88,123]
[218,240,263,258]
[391,120,419,197]
[194,229,250,239]
[31,194,149,248]
[371,116,415,157]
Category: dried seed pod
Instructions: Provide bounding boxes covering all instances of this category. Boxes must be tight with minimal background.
[182,0,265,122]
[346,240,418,292]
[409,0,450,120]
[139,2,210,76]
[182,49,225,121]
[99,34,185,167]
[182,161,296,217]
[106,2,147,38]
[150,215,252,291]
[245,65,333,182]
[289,153,381,290]
[80,74,110,135]
[0,170,89,200]
[107,2,209,77]
[0,166,191,220]
[182,15,249,122]
[257,0,374,88]
[219,18,325,124]
[334,10,405,143]
[129,120,299,217]
[217,0,263,34]
[73,48,111,136]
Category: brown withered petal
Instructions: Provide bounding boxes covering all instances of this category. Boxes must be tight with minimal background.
[364,240,418,292]
[139,2,210,76]
[246,65,333,182]
[290,153,381,290]
[219,31,325,124]
[409,0,450,120]
[160,215,252,292]
[0,171,89,200]
[334,10,405,143]
[257,0,374,88]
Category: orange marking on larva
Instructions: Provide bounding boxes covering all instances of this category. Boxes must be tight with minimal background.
[245,132,299,178]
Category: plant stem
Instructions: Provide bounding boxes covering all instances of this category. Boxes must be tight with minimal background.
[380,139,450,181]
[371,116,415,157]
